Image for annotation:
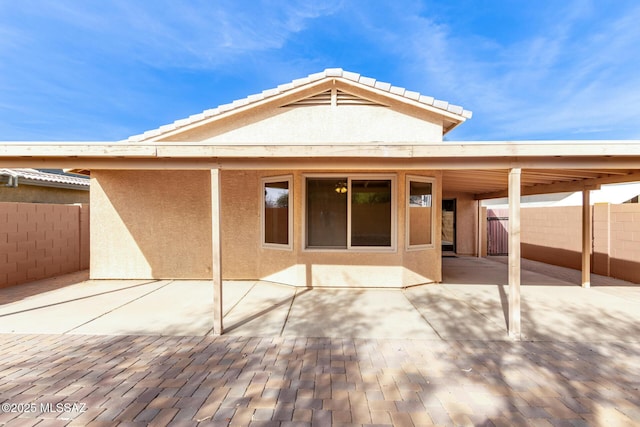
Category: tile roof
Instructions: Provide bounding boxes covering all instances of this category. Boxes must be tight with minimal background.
[0,168,90,187]
[128,68,472,142]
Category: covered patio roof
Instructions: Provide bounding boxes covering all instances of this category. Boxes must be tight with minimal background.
[2,139,640,198]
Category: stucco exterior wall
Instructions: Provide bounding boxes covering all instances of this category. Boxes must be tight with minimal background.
[90,170,212,279]
[91,169,442,287]
[442,191,479,256]
[220,170,260,279]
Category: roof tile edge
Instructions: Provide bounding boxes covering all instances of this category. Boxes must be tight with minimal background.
[128,68,472,142]
[0,168,90,186]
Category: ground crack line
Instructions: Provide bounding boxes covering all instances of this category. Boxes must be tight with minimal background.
[63,280,174,334]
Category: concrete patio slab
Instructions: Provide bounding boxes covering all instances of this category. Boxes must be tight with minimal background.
[70,280,215,336]
[223,281,297,336]
[439,256,640,342]
[404,284,508,341]
[0,279,170,334]
[0,256,638,341]
[283,288,440,338]
[221,280,257,314]
[519,285,640,342]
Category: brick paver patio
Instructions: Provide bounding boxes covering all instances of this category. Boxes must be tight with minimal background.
[0,257,639,426]
[1,335,638,426]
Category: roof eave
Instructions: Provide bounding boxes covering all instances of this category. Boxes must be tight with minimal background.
[142,78,336,143]
[130,69,472,142]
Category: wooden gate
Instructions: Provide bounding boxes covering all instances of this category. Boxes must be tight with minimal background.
[487,216,509,255]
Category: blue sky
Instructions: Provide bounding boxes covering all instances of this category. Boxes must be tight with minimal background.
[1,0,639,141]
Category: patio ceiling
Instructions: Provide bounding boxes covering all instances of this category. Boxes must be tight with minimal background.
[443,168,640,199]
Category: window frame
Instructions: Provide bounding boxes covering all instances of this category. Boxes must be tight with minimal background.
[261,175,293,251]
[303,173,397,252]
[405,175,436,251]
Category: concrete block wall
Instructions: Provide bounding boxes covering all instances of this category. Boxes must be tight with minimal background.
[79,204,90,270]
[608,204,640,283]
[0,202,89,288]
[592,203,610,277]
[486,203,640,284]
[520,206,583,270]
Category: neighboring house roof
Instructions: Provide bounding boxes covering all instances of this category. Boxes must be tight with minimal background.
[0,168,90,190]
[128,68,472,142]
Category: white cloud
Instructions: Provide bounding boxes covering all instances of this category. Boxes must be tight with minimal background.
[363,1,640,139]
[484,4,640,139]
[0,1,345,139]
[31,0,343,69]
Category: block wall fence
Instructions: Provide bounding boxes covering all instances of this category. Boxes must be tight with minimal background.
[487,203,640,284]
[0,202,89,288]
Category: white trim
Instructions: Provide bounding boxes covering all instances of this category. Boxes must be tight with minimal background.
[303,173,397,252]
[261,175,293,251]
[406,175,436,251]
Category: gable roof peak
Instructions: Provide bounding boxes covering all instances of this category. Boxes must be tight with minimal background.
[128,68,472,142]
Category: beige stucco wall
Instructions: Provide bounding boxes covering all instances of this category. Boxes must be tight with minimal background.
[220,170,260,279]
[441,191,479,256]
[90,170,212,279]
[165,105,443,144]
[91,169,442,287]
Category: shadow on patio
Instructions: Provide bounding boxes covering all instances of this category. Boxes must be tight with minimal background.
[1,257,639,341]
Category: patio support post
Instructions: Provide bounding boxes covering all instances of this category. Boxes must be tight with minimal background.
[508,168,521,339]
[211,168,223,335]
[477,200,482,257]
[582,189,591,288]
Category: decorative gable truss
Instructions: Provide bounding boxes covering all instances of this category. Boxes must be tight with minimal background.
[282,89,385,107]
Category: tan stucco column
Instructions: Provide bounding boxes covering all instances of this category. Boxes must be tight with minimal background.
[211,169,223,335]
[508,168,521,339]
[582,189,591,288]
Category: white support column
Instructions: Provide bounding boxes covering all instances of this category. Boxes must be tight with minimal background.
[211,168,223,335]
[508,168,521,339]
[477,200,482,257]
[582,190,591,288]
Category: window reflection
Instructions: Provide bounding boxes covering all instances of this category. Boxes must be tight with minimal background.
[264,180,289,245]
[408,180,433,246]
